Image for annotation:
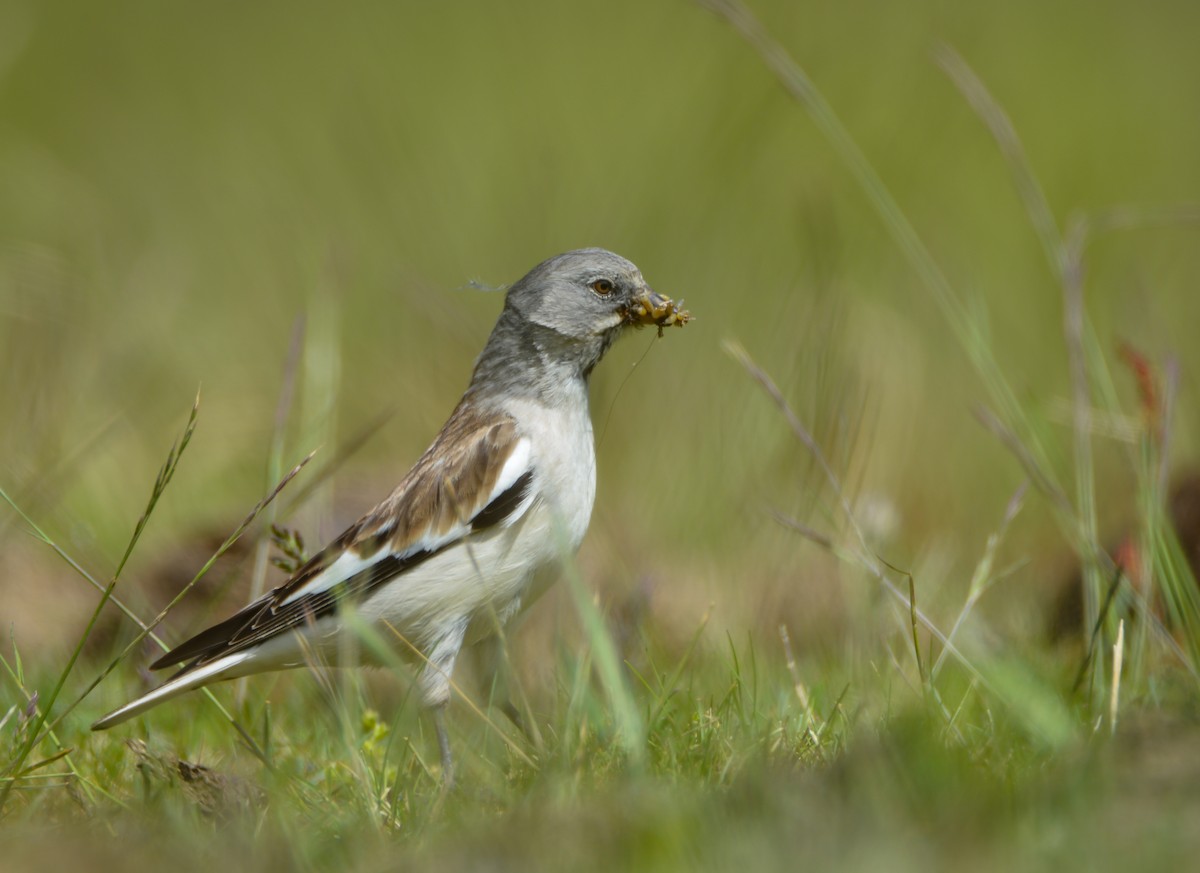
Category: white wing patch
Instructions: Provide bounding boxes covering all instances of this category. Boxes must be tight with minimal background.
[278,438,534,608]
[278,549,385,607]
[493,438,532,498]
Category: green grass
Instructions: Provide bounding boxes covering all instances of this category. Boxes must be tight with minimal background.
[4,0,1200,869]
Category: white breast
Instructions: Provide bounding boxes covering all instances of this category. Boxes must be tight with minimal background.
[354,387,597,650]
[505,388,597,554]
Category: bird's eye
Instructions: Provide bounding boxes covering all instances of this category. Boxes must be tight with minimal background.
[590,279,614,296]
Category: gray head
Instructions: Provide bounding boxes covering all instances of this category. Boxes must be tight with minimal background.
[468,248,688,400]
[505,248,648,341]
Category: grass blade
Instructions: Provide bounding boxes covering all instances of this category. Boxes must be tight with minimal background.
[0,395,199,810]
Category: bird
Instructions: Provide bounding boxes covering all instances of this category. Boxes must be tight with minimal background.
[92,248,690,786]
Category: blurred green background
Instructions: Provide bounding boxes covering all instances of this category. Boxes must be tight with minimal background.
[2,0,1200,866]
[4,0,1198,652]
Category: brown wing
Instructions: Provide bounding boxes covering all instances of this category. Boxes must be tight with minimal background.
[150,402,534,671]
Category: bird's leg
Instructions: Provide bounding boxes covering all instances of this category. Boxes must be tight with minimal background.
[432,704,454,791]
[419,618,468,789]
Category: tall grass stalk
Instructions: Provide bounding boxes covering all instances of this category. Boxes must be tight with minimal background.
[557,526,647,770]
[725,341,986,686]
[61,449,316,736]
[0,395,199,810]
[707,0,1200,703]
[933,45,1102,695]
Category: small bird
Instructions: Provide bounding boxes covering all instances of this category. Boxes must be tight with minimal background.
[92,249,689,785]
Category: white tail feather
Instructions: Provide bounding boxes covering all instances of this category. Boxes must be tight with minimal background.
[90,651,253,730]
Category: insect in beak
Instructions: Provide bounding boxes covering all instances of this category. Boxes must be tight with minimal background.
[624,289,692,337]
